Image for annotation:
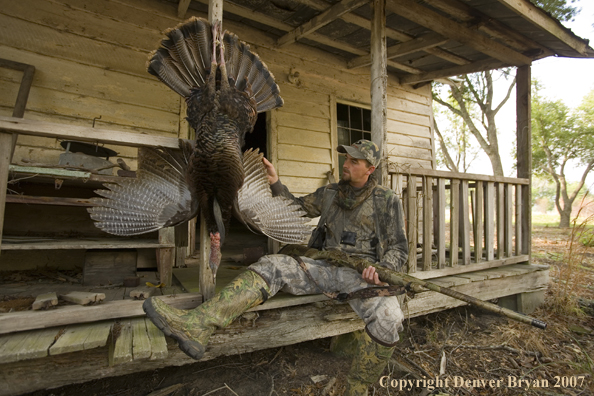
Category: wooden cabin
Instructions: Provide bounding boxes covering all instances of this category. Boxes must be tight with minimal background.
[0,0,593,394]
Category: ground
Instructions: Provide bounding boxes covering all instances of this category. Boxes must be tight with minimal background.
[21,225,594,396]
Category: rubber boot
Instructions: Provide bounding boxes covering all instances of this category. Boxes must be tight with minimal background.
[345,330,395,396]
[143,269,269,360]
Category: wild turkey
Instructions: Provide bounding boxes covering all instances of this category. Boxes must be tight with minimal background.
[88,18,310,279]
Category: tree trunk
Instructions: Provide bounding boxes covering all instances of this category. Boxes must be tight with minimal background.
[559,209,572,228]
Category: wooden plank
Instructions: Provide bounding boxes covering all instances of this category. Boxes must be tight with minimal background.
[199,216,216,301]
[0,293,203,335]
[0,132,11,254]
[178,0,191,18]
[110,320,133,366]
[131,318,151,360]
[0,238,173,250]
[515,185,522,256]
[158,228,175,287]
[84,250,137,286]
[505,183,514,257]
[406,175,417,273]
[400,58,508,85]
[495,0,589,55]
[50,324,92,355]
[83,321,113,350]
[449,179,459,267]
[485,182,495,261]
[386,0,531,65]
[276,0,369,47]
[392,167,529,185]
[456,272,488,282]
[516,66,531,256]
[460,180,470,265]
[6,194,93,207]
[496,183,504,259]
[0,117,179,149]
[422,176,433,271]
[436,178,446,268]
[474,181,484,263]
[278,145,331,165]
[0,328,58,363]
[61,292,106,306]
[32,292,59,310]
[145,318,168,360]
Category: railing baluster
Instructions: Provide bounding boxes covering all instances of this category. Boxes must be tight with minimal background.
[392,173,403,197]
[497,182,504,259]
[505,183,513,257]
[450,179,459,267]
[407,175,417,273]
[515,185,522,256]
[485,182,495,261]
[437,178,446,268]
[474,181,484,263]
[461,180,470,265]
[423,176,433,271]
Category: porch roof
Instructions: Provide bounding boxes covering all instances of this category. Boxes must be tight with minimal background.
[174,0,594,85]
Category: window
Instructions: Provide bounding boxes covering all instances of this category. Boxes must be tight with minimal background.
[337,103,372,171]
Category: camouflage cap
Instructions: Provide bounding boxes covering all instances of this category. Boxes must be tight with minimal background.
[337,139,380,167]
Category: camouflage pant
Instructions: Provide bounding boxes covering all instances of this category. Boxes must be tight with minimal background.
[249,254,404,346]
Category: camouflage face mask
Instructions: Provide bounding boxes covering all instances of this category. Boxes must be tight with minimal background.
[336,173,377,210]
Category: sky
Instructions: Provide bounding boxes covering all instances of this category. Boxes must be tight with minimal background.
[436,0,594,182]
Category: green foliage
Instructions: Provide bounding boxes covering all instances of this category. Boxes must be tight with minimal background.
[530,0,580,22]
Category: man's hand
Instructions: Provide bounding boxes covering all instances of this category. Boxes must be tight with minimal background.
[362,266,388,286]
[262,157,279,185]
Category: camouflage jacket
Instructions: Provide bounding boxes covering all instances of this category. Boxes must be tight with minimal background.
[270,179,408,272]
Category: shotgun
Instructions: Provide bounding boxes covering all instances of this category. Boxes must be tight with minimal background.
[280,246,547,330]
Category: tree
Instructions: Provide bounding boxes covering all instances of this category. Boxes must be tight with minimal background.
[532,83,594,227]
[433,69,516,176]
[434,107,481,173]
[530,0,579,22]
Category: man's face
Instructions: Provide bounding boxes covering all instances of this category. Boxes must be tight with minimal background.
[342,153,375,187]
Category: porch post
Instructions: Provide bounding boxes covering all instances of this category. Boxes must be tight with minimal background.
[199,0,224,301]
[0,133,12,255]
[370,0,388,185]
[516,65,531,257]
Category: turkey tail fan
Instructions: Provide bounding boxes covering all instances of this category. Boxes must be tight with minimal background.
[88,143,198,236]
[147,17,212,98]
[235,149,311,244]
[222,30,284,112]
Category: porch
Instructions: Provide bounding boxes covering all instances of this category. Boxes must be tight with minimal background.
[0,116,548,395]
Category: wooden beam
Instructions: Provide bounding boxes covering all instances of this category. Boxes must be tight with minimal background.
[0,294,203,335]
[400,58,509,85]
[386,0,532,66]
[276,0,369,47]
[371,0,388,186]
[392,167,529,185]
[208,0,222,24]
[195,0,367,56]
[495,0,589,56]
[5,195,93,207]
[349,32,448,69]
[301,0,470,65]
[0,116,180,149]
[516,65,531,256]
[0,133,11,255]
[422,0,552,57]
[178,0,191,19]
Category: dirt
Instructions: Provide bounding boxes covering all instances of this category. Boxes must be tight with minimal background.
[21,226,594,396]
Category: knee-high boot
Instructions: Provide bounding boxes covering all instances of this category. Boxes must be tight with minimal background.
[143,269,270,360]
[345,330,395,396]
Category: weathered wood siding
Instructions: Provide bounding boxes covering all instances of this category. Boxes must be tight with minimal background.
[0,0,433,185]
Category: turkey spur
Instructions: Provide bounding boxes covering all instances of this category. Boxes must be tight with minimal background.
[88,18,310,279]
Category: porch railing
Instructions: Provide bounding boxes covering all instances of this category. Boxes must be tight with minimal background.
[390,168,530,279]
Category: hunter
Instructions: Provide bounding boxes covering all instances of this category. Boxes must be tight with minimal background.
[143,139,409,396]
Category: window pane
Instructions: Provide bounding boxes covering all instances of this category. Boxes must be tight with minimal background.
[337,104,349,128]
[338,127,350,146]
[351,130,363,142]
[349,106,362,131]
[363,109,371,131]
[363,131,371,141]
